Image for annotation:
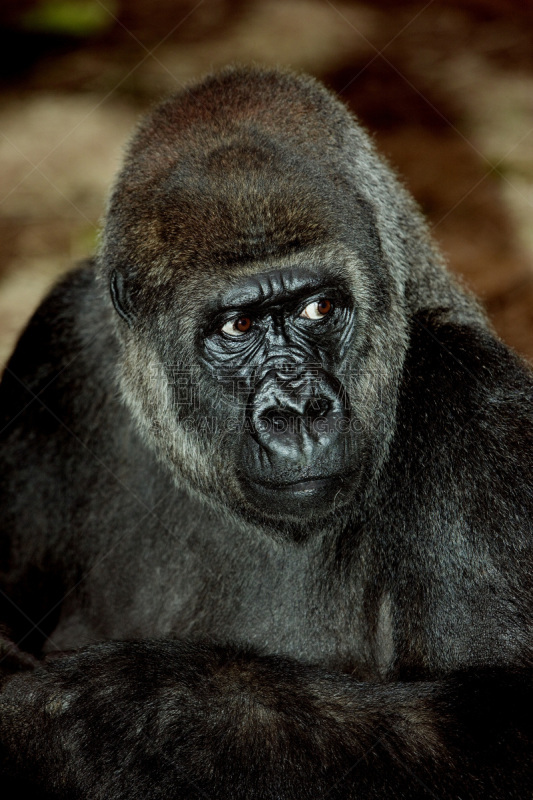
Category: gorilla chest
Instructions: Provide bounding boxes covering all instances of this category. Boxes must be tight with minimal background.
[54,525,389,671]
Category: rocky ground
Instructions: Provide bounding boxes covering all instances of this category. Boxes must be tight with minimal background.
[1,0,533,364]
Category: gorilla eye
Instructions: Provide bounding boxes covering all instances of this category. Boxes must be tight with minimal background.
[300,299,333,320]
[221,316,253,336]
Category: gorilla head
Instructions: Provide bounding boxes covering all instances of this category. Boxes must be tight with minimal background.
[97,66,474,533]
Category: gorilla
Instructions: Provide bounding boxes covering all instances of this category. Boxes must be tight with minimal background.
[0,66,532,799]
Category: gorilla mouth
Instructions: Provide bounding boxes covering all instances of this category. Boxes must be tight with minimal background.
[256,475,343,492]
[239,471,356,514]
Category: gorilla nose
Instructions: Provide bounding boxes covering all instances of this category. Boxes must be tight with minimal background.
[250,370,348,458]
[258,395,332,434]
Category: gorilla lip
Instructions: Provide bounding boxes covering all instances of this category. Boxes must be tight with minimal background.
[240,472,356,515]
[245,473,353,493]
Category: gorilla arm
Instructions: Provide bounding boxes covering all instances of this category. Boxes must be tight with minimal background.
[0,639,531,799]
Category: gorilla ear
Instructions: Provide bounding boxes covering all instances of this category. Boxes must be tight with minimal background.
[110,270,135,327]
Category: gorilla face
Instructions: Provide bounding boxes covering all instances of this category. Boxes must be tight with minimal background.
[199,264,358,516]
[110,252,364,526]
[109,243,401,540]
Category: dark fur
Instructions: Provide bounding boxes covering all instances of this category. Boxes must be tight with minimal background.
[0,66,532,798]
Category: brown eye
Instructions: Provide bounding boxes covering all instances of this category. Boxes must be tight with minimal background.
[300,299,333,320]
[236,316,251,332]
[221,316,253,336]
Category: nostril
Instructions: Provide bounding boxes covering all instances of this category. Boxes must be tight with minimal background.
[258,409,290,433]
[271,415,287,432]
[305,397,331,419]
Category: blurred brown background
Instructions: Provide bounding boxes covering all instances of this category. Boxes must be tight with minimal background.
[1,0,533,366]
